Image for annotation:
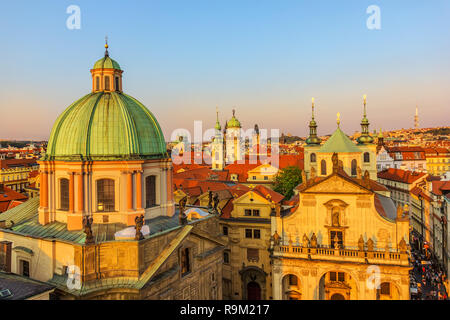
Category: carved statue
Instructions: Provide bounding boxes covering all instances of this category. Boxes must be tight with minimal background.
[213,193,220,214]
[301,170,307,185]
[367,238,374,252]
[179,195,188,225]
[338,160,344,170]
[399,237,407,253]
[310,233,317,248]
[333,233,340,249]
[134,214,145,240]
[357,166,362,179]
[310,166,316,179]
[83,216,94,245]
[207,189,213,209]
[331,208,340,227]
[272,231,280,246]
[332,152,339,172]
[358,235,365,251]
[302,234,310,248]
[363,170,370,187]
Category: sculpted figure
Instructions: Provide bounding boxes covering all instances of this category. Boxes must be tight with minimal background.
[83,216,94,245]
[135,214,145,240]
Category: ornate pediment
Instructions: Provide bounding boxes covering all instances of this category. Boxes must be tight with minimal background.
[302,174,371,194]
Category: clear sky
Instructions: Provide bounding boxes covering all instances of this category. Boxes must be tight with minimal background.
[1,0,449,141]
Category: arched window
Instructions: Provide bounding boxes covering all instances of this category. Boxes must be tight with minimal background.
[104,76,110,91]
[115,77,120,91]
[97,179,115,212]
[364,152,370,163]
[288,274,298,286]
[351,159,357,176]
[321,160,327,175]
[223,251,230,264]
[60,178,69,211]
[95,76,100,91]
[145,175,156,208]
[310,153,316,163]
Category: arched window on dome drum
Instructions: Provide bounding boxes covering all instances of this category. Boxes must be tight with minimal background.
[59,178,69,211]
[115,77,120,91]
[145,175,156,208]
[104,76,110,91]
[97,179,115,212]
[364,152,370,163]
[351,159,357,176]
[95,76,100,91]
[321,160,327,175]
[310,153,316,163]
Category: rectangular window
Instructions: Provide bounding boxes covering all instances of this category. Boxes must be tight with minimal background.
[380,282,390,295]
[247,248,259,262]
[245,229,253,238]
[222,226,228,236]
[329,272,337,282]
[145,176,156,208]
[104,76,110,90]
[223,251,230,264]
[180,248,190,276]
[338,272,345,282]
[244,209,252,216]
[264,176,268,180]
[253,229,261,239]
[253,176,256,180]
[252,209,260,216]
[330,231,343,248]
[20,260,30,277]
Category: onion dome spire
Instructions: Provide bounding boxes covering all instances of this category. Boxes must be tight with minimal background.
[305,98,321,145]
[357,95,374,144]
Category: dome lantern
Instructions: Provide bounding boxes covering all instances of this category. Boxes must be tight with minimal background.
[90,39,123,93]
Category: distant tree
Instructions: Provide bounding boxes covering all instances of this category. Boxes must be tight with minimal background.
[273,166,303,200]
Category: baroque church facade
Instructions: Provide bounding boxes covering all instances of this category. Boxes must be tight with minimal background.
[0,44,225,300]
[269,98,411,300]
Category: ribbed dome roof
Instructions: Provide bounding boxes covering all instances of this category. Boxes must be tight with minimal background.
[93,56,121,70]
[45,92,167,161]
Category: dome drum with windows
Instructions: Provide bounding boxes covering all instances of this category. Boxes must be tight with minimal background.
[38,43,174,231]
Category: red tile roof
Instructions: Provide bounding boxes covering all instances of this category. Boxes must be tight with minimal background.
[377,168,427,184]
[0,184,28,213]
[0,159,37,169]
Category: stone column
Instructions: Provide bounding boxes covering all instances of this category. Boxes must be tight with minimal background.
[126,171,133,211]
[272,264,282,300]
[69,172,75,213]
[40,170,48,209]
[76,172,84,213]
[135,170,143,210]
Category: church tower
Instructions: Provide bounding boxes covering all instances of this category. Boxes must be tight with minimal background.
[211,108,225,170]
[225,109,242,163]
[304,98,322,179]
[356,95,377,179]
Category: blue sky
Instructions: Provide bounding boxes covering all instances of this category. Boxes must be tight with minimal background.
[1,0,449,140]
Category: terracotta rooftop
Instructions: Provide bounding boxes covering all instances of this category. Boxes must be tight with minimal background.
[377,168,427,184]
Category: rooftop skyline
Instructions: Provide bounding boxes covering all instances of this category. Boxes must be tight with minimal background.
[1,0,449,140]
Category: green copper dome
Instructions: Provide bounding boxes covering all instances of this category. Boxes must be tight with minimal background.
[45,92,167,161]
[93,56,121,70]
[227,115,241,128]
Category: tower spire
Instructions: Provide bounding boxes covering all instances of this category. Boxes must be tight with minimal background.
[305,97,321,145]
[215,106,221,131]
[104,36,109,57]
[357,94,374,144]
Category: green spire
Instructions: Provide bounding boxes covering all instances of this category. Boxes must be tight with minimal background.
[215,106,221,131]
[357,95,374,144]
[305,98,321,145]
